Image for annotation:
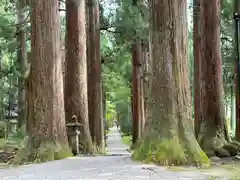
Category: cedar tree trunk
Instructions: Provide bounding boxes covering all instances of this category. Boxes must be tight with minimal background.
[133,0,209,166]
[87,0,104,151]
[17,0,28,129]
[28,0,69,149]
[197,0,230,156]
[65,0,94,153]
[193,0,202,137]
[132,41,142,144]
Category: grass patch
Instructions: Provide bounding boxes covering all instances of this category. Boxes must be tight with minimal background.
[121,134,132,146]
[11,141,73,165]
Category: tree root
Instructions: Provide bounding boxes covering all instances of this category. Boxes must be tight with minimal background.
[222,142,239,156]
[204,141,240,158]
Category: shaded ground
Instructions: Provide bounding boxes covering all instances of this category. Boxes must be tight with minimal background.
[0,127,238,180]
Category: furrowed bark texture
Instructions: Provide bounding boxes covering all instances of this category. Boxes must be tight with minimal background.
[132,0,144,144]
[65,0,94,153]
[133,0,209,166]
[193,0,202,137]
[87,0,104,151]
[28,0,68,147]
[132,41,141,144]
[198,0,229,155]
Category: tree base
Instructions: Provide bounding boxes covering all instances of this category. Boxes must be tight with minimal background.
[198,131,240,158]
[132,136,210,167]
[11,141,73,165]
[92,143,105,154]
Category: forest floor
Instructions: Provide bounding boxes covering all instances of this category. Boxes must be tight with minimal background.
[0,127,238,179]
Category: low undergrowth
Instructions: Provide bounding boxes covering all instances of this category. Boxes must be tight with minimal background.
[121,133,132,146]
[11,141,72,165]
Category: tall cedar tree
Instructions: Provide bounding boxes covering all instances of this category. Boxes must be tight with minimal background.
[193,0,202,137]
[132,41,141,144]
[28,0,69,149]
[87,0,104,151]
[17,0,28,128]
[133,0,209,165]
[131,0,143,145]
[65,0,94,153]
[197,0,230,156]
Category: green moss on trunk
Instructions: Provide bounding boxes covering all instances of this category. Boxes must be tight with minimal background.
[133,136,210,167]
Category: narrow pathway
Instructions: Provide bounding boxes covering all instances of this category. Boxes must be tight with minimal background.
[106,126,130,156]
[0,127,232,179]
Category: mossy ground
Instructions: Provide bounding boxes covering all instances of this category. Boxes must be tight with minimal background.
[11,141,73,165]
[132,136,210,167]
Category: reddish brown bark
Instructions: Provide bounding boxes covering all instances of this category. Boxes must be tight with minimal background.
[65,0,94,153]
[133,0,208,165]
[198,0,229,155]
[131,41,141,145]
[193,0,202,137]
[28,0,68,148]
[87,0,104,151]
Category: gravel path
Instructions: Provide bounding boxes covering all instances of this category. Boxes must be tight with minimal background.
[0,127,233,180]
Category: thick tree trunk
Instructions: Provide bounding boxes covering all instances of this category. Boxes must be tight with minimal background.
[133,0,209,166]
[16,0,28,129]
[28,0,69,149]
[87,0,104,152]
[132,41,141,145]
[65,0,94,153]
[234,0,240,141]
[193,0,202,137]
[198,0,230,156]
